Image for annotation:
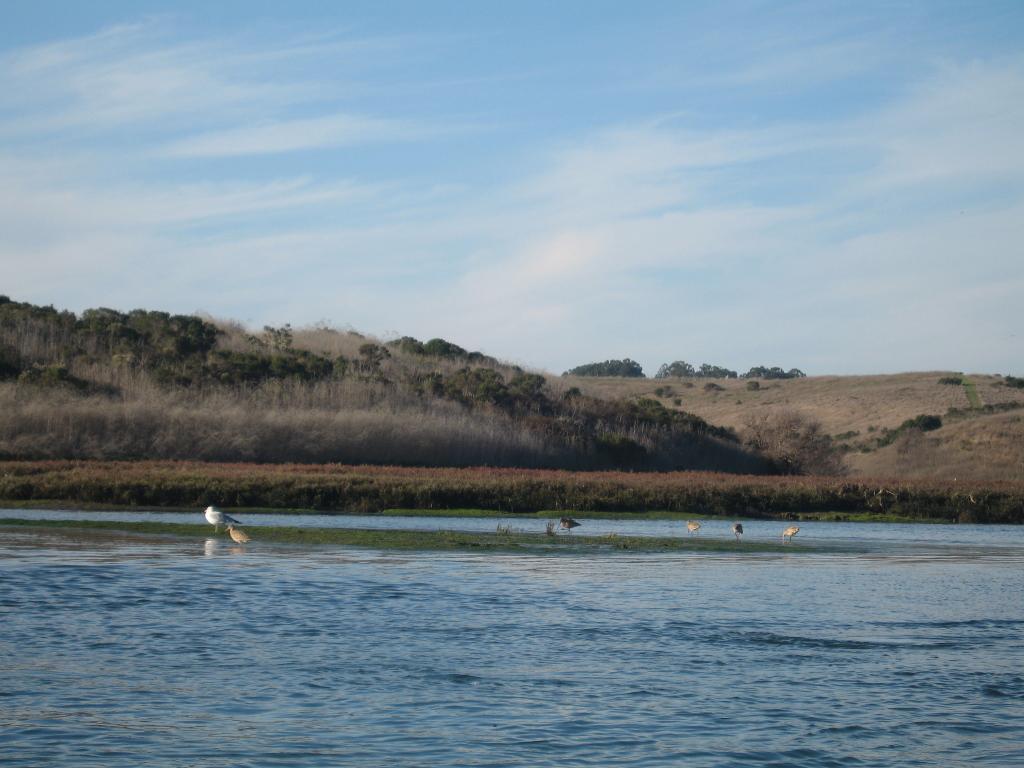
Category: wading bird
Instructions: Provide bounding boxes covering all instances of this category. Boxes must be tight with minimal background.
[782,525,800,543]
[204,505,241,533]
[732,522,744,541]
[226,525,251,544]
[560,517,581,534]
[686,520,701,535]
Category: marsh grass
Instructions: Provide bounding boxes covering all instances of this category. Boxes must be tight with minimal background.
[0,518,813,553]
[1,460,1021,522]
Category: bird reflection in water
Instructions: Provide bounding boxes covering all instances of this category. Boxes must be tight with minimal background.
[203,538,219,557]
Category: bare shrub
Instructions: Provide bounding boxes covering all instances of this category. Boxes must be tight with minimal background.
[742,410,846,475]
[0,384,571,467]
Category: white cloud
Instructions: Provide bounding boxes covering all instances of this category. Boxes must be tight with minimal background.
[0,20,393,139]
[164,113,418,157]
[425,59,1024,374]
[843,57,1024,192]
[1,20,1022,376]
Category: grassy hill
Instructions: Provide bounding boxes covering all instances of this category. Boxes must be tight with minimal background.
[0,297,766,473]
[3,296,1021,481]
[566,372,1024,481]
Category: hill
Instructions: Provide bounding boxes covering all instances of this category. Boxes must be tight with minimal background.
[565,372,1024,481]
[3,296,1021,481]
[0,297,766,473]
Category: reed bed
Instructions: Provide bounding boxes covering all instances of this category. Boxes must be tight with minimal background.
[1,460,1021,523]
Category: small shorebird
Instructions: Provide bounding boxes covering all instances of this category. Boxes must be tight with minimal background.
[559,517,581,534]
[686,520,701,535]
[782,525,800,543]
[204,505,241,533]
[732,522,744,541]
[226,525,251,544]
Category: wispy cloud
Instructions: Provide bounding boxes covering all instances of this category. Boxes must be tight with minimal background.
[428,57,1024,373]
[0,13,1021,375]
[0,20,403,140]
[164,113,424,157]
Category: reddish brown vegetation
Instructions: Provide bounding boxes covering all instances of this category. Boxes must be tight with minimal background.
[1,460,1020,522]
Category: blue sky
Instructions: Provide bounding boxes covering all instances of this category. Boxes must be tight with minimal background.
[1,1,1022,375]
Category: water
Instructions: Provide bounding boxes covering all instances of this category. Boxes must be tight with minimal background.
[7,507,1024,549]
[2,518,1023,767]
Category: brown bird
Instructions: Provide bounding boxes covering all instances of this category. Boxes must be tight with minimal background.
[226,524,251,544]
[686,520,701,535]
[559,517,581,534]
[732,522,744,541]
[782,525,800,543]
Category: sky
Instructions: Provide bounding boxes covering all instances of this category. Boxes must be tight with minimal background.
[1,1,1022,376]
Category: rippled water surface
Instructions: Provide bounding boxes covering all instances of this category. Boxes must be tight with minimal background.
[2,519,1022,767]
[8,507,1024,547]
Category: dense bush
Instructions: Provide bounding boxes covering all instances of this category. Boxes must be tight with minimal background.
[901,414,943,432]
[0,344,20,380]
[205,350,336,384]
[874,414,943,448]
[17,364,89,391]
[938,376,964,386]
[386,335,497,365]
[1003,375,1024,389]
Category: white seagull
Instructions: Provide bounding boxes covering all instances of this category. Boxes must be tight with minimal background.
[204,505,241,533]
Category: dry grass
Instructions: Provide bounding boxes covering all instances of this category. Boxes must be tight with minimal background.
[211,319,530,383]
[848,411,1024,482]
[566,371,1024,481]
[567,371,1002,434]
[572,372,1024,432]
[0,374,760,472]
[6,299,1021,481]
[0,383,566,467]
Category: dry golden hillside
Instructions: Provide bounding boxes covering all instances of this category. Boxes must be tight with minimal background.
[847,410,1024,482]
[564,372,1024,480]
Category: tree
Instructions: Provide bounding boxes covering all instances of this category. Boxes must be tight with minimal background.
[655,361,696,378]
[564,359,645,377]
[698,363,737,379]
[741,366,806,379]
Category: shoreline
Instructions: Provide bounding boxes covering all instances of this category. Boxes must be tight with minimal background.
[0,498,953,525]
[0,518,820,553]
